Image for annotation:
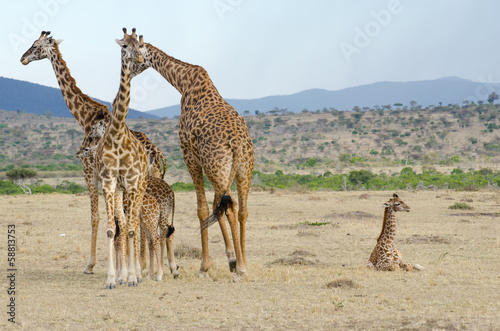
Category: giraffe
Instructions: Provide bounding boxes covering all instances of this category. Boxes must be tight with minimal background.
[20,31,166,275]
[93,27,149,289]
[367,194,420,271]
[78,121,179,281]
[145,176,178,279]
[77,121,179,279]
[124,31,255,281]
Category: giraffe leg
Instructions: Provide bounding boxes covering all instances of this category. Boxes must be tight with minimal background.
[126,191,144,287]
[164,232,179,278]
[224,195,246,281]
[153,234,164,281]
[139,225,147,271]
[114,233,120,279]
[236,170,252,269]
[103,188,117,289]
[147,235,155,280]
[209,191,237,272]
[82,160,99,274]
[133,228,143,283]
[394,248,414,271]
[190,168,211,278]
[114,194,129,285]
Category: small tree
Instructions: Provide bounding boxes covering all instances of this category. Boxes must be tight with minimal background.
[6,168,37,195]
[487,92,499,104]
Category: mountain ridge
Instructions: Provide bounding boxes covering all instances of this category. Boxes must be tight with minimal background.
[0,76,159,119]
[145,76,500,118]
[2,76,499,120]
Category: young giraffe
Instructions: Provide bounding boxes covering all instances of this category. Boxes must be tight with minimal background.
[368,194,421,271]
[20,31,166,275]
[78,130,179,280]
[94,28,149,289]
[125,32,255,281]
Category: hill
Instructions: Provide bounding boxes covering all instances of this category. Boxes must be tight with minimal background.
[0,76,159,119]
[145,77,500,118]
[1,102,500,184]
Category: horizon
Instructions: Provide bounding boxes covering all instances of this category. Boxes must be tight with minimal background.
[3,1,500,112]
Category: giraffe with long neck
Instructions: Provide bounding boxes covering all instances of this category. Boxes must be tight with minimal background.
[125,32,255,281]
[93,28,149,289]
[368,193,417,271]
[20,31,166,275]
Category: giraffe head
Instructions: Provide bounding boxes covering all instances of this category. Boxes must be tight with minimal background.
[115,27,144,64]
[20,31,63,65]
[384,194,410,213]
[75,120,107,158]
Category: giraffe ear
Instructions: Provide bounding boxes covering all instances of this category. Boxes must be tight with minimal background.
[55,39,63,45]
[115,38,124,47]
[383,202,391,207]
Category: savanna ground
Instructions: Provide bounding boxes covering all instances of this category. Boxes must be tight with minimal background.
[1,189,499,330]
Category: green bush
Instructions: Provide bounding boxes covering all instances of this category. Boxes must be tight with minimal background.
[448,202,473,210]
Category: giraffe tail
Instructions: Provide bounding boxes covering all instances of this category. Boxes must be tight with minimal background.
[166,189,175,238]
[157,149,167,179]
[200,194,233,232]
[200,140,241,233]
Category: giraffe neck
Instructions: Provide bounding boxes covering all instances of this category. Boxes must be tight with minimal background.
[377,208,397,243]
[143,43,206,95]
[108,59,132,140]
[47,43,109,131]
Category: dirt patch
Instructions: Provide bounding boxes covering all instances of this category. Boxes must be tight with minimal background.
[268,256,318,266]
[449,212,500,217]
[297,230,320,237]
[326,279,359,289]
[290,250,316,257]
[323,211,376,219]
[401,235,451,244]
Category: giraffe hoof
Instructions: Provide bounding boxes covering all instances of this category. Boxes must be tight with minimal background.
[172,271,179,279]
[106,283,116,290]
[232,270,246,282]
[128,281,138,287]
[83,270,94,275]
[197,270,209,278]
[137,277,143,283]
[118,279,124,285]
[229,259,237,273]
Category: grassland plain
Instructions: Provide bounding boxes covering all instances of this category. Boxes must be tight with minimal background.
[1,190,499,330]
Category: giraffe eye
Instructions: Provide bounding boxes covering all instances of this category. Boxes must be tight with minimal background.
[122,44,128,49]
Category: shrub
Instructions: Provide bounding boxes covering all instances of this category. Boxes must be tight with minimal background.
[448,202,473,210]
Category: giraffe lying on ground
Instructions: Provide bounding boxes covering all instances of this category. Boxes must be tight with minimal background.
[123,31,255,281]
[78,120,179,281]
[20,31,166,275]
[367,194,423,271]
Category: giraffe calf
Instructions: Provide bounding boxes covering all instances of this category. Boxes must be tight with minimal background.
[367,194,423,271]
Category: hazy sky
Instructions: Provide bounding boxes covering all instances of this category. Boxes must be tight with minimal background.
[2,0,500,111]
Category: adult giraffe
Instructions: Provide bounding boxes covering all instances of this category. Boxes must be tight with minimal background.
[126,32,255,281]
[20,31,166,275]
[94,28,149,289]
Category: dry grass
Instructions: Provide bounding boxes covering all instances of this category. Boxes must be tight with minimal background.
[0,190,499,330]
